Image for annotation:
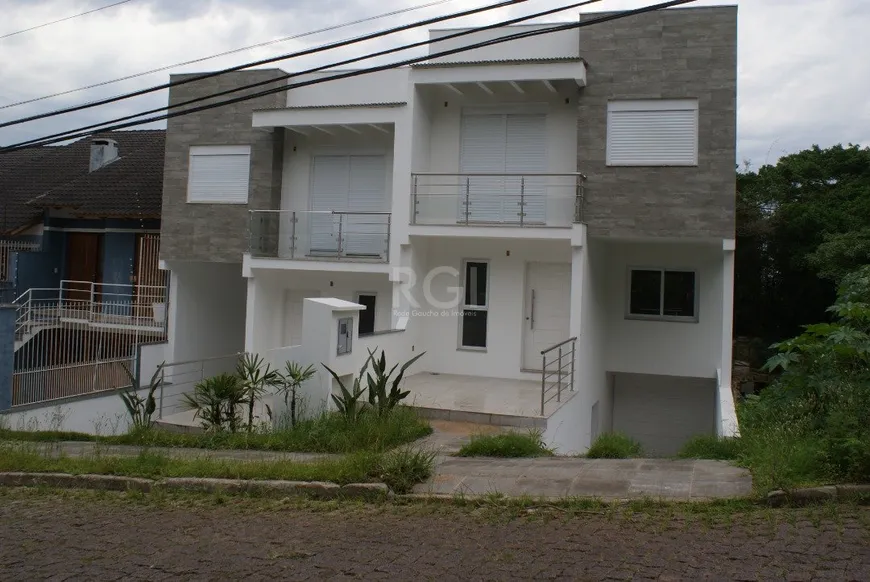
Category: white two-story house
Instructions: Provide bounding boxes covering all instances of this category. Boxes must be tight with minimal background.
[158,6,738,455]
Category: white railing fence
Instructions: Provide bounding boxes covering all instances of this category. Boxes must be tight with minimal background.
[157,353,245,421]
[11,278,169,408]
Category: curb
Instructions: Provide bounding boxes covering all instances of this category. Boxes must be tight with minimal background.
[0,472,153,492]
[767,484,870,507]
[0,472,392,500]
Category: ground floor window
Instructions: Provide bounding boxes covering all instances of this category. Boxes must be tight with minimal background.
[460,260,489,348]
[627,268,697,321]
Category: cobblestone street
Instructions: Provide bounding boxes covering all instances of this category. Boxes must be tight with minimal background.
[1,492,869,581]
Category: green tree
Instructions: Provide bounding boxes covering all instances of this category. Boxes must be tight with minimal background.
[735,144,870,342]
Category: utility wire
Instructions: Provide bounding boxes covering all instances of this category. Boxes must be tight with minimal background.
[3,0,698,152]
[0,0,134,40]
[3,0,593,145]
[0,0,526,128]
[0,0,456,111]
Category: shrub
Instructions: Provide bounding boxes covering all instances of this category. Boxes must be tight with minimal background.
[743,265,870,490]
[181,373,247,432]
[585,432,642,459]
[458,431,553,458]
[677,435,742,460]
[376,447,436,494]
[114,406,432,454]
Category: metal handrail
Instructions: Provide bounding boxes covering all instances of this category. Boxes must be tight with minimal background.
[413,172,588,179]
[411,172,586,227]
[248,209,391,262]
[540,337,577,416]
[249,210,391,216]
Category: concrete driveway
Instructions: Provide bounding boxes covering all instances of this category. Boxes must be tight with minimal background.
[415,457,752,500]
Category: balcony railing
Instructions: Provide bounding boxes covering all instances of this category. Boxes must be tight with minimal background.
[248,210,391,262]
[411,173,586,227]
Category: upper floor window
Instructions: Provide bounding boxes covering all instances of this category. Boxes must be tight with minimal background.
[187,145,251,204]
[627,268,697,322]
[606,100,699,166]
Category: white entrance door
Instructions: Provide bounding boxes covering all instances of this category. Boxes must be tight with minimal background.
[459,113,547,224]
[283,289,320,347]
[309,155,386,257]
[523,262,571,370]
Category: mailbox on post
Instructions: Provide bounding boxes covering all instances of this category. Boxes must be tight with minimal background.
[337,317,352,355]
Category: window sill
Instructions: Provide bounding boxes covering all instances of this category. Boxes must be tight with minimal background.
[625,314,698,324]
[457,346,487,353]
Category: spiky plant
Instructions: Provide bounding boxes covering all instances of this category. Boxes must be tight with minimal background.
[365,349,426,416]
[275,361,316,427]
[182,373,248,432]
[236,353,279,432]
[119,361,165,431]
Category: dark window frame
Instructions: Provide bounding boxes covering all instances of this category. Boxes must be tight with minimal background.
[460,260,489,350]
[626,267,698,322]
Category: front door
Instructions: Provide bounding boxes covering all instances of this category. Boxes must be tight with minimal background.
[522,262,571,370]
[65,233,102,303]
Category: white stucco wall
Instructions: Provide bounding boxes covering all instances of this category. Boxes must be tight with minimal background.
[166,261,247,364]
[248,270,394,353]
[0,386,184,436]
[603,241,725,379]
[427,24,580,62]
[416,237,571,379]
[285,69,409,107]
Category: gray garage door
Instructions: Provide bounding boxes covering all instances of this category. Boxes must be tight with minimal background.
[612,373,716,456]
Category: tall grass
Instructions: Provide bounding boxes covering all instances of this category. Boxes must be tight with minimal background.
[677,435,742,460]
[0,444,435,493]
[2,407,432,454]
[585,432,642,459]
[458,431,553,458]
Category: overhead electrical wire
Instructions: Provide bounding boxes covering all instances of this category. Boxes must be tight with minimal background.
[1,0,597,146]
[0,0,135,40]
[0,0,457,111]
[2,0,698,152]
[0,0,527,128]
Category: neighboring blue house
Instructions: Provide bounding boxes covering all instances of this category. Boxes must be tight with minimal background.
[0,130,165,305]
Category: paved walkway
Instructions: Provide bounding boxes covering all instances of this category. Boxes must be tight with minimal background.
[417,457,752,500]
[9,441,752,500]
[1,494,868,580]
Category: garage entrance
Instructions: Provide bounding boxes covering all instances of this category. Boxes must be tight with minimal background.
[612,373,716,456]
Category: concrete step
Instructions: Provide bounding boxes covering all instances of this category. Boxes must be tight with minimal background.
[414,420,514,455]
[410,405,546,429]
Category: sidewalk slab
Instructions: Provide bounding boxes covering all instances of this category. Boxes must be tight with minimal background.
[415,457,752,500]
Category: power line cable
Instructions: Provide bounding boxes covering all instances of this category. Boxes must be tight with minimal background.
[0,0,526,128]
[3,0,594,145]
[4,0,698,152]
[0,0,134,40]
[0,0,456,111]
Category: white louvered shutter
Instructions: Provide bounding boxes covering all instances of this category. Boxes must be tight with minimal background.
[346,155,387,257]
[505,114,547,223]
[460,114,507,222]
[187,146,251,203]
[606,100,699,166]
[309,156,349,254]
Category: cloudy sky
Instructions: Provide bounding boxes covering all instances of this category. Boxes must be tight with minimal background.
[0,0,867,167]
